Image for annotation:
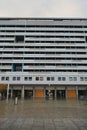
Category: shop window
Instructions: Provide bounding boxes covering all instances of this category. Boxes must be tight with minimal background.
[15,35,24,43]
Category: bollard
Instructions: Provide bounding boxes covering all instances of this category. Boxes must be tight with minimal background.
[14,97,18,105]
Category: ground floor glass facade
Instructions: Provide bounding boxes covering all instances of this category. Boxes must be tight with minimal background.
[0,84,87,100]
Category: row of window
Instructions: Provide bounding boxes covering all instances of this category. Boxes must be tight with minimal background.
[0,35,85,38]
[1,57,87,60]
[0,46,86,49]
[0,25,87,28]
[2,57,87,60]
[0,69,87,73]
[0,76,87,81]
[0,63,87,66]
[0,40,85,43]
[0,51,86,54]
[0,30,86,33]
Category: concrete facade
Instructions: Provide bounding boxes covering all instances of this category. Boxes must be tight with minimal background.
[0,18,87,99]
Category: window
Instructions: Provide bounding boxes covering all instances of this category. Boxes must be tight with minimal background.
[35,76,43,81]
[24,77,32,81]
[36,77,39,81]
[58,77,61,81]
[69,77,73,81]
[24,77,28,81]
[51,77,54,81]
[73,77,77,81]
[80,77,84,81]
[15,35,24,43]
[40,77,43,81]
[13,63,22,72]
[69,77,77,81]
[13,77,16,81]
[47,77,50,81]
[29,77,32,81]
[85,36,87,43]
[17,77,20,81]
[80,77,87,81]
[62,77,66,81]
[1,76,9,81]
[13,77,20,81]
[85,77,87,81]
[1,77,5,81]
[6,77,9,81]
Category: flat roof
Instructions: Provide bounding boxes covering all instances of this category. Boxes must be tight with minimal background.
[0,17,87,21]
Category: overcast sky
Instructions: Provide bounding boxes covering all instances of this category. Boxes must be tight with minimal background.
[0,0,87,18]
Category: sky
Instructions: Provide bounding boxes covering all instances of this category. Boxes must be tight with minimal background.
[0,0,87,18]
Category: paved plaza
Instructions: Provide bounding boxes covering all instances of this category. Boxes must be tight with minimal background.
[0,98,87,130]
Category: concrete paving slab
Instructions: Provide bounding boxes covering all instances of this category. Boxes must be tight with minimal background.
[0,98,87,130]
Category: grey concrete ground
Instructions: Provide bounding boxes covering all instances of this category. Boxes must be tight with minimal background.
[0,98,87,130]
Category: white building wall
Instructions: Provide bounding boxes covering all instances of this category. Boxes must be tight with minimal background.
[0,18,87,86]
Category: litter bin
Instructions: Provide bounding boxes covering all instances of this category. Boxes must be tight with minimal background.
[14,97,18,105]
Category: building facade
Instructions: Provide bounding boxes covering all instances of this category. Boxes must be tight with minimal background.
[0,18,87,99]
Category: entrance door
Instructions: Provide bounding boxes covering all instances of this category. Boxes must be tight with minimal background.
[13,90,21,99]
[67,90,76,98]
[57,90,65,99]
[78,90,86,99]
[25,90,33,99]
[35,90,44,97]
[46,90,55,99]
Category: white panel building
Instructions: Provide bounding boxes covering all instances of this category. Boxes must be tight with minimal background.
[0,18,87,99]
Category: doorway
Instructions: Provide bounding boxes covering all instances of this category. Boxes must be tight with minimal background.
[13,90,21,99]
[35,89,44,97]
[25,90,33,99]
[46,90,55,99]
[57,90,65,99]
[78,90,86,100]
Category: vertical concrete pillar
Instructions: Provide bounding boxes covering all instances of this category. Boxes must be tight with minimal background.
[6,84,9,103]
[66,86,68,99]
[76,86,78,100]
[21,85,24,99]
[11,87,13,99]
[55,87,57,99]
[44,87,46,98]
[33,87,35,98]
